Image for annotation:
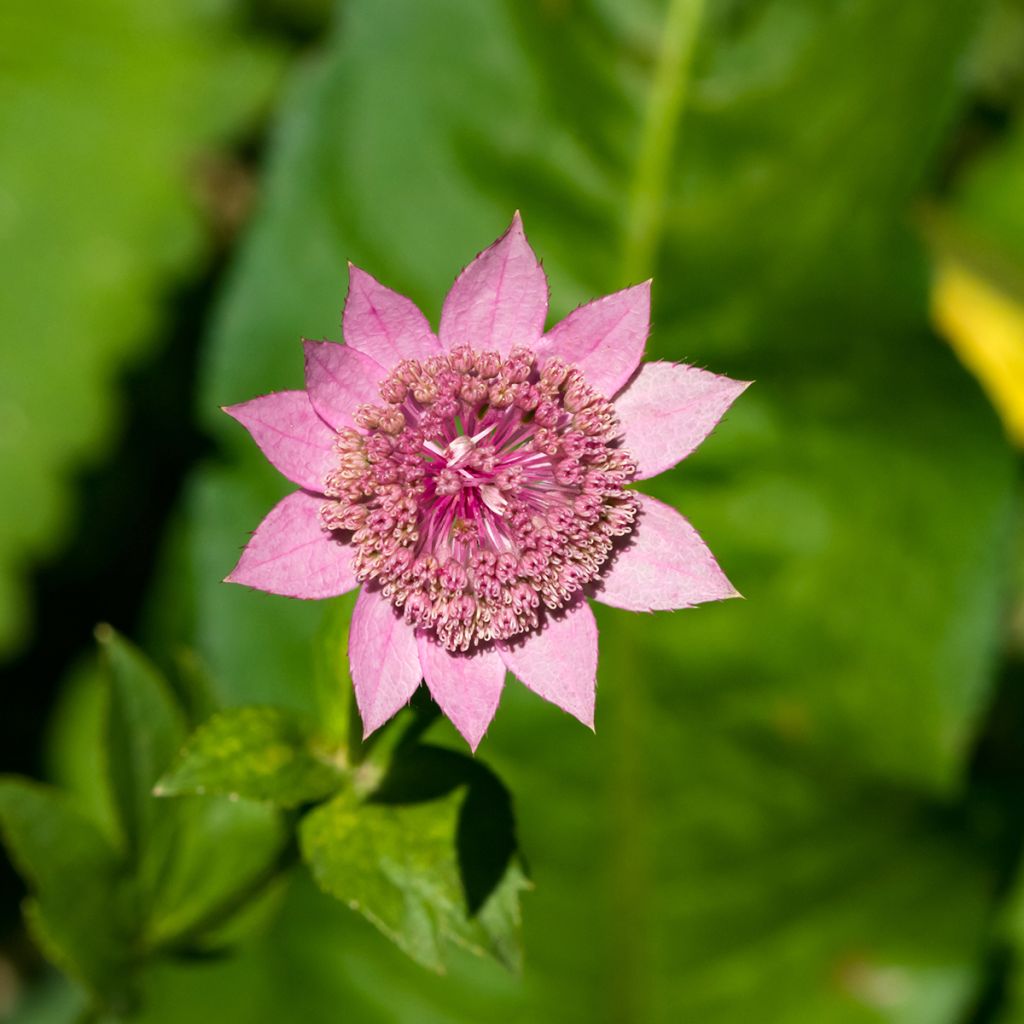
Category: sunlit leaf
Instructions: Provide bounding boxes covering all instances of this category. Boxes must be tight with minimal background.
[157,706,343,809]
[300,745,527,972]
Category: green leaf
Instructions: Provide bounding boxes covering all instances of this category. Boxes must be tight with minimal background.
[172,647,222,728]
[9,641,291,1004]
[139,795,289,951]
[169,0,1016,1019]
[947,122,1024,271]
[0,0,281,659]
[42,653,117,838]
[95,631,292,956]
[301,790,462,972]
[0,778,130,1004]
[3,971,86,1024]
[156,706,343,809]
[300,745,527,972]
[97,625,187,861]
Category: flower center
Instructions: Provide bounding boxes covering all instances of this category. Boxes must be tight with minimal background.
[321,345,639,651]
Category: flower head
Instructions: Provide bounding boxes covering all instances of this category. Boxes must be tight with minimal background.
[225,214,748,749]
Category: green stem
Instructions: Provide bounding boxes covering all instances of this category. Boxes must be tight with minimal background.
[622,0,705,282]
[606,6,705,1016]
[605,626,651,1024]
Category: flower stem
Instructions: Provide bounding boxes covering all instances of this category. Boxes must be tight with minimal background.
[622,0,705,282]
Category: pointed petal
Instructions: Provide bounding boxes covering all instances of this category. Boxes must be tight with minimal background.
[499,601,598,728]
[343,265,441,368]
[439,212,548,356]
[537,281,650,398]
[225,491,357,599]
[303,339,385,430]
[593,494,739,612]
[223,391,337,492]
[349,589,422,737]
[416,635,506,751]
[615,362,750,480]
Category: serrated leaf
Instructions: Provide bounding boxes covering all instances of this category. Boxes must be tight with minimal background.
[157,706,343,809]
[0,778,130,1003]
[300,745,526,972]
[98,625,187,861]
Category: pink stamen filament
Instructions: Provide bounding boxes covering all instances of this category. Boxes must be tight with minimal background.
[320,345,639,651]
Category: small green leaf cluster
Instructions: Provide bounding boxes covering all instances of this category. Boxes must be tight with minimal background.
[157,601,530,973]
[0,629,287,1015]
[0,617,527,1017]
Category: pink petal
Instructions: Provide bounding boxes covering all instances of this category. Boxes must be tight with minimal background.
[593,494,739,612]
[416,635,506,752]
[537,281,650,398]
[615,362,750,480]
[343,265,441,368]
[303,340,385,430]
[225,491,357,599]
[223,391,337,493]
[349,588,423,738]
[499,601,598,729]
[438,212,548,356]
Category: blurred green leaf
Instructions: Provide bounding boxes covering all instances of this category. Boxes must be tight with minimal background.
[166,0,1016,1019]
[964,122,1024,256]
[167,647,223,729]
[0,0,280,658]
[43,653,117,838]
[130,874,526,1024]
[996,874,1024,1023]
[95,633,291,954]
[300,745,527,972]
[140,795,288,951]
[157,706,343,809]
[0,778,130,1004]
[98,625,187,861]
[3,637,292,1013]
[5,972,86,1024]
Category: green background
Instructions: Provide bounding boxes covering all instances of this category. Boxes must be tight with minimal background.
[4,0,1024,1021]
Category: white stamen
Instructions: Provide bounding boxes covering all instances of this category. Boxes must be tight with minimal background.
[470,424,497,444]
[480,484,508,516]
[445,435,475,463]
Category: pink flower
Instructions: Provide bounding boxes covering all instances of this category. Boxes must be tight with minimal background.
[225,215,747,750]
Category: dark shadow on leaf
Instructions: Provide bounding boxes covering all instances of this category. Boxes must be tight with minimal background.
[370,743,519,916]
